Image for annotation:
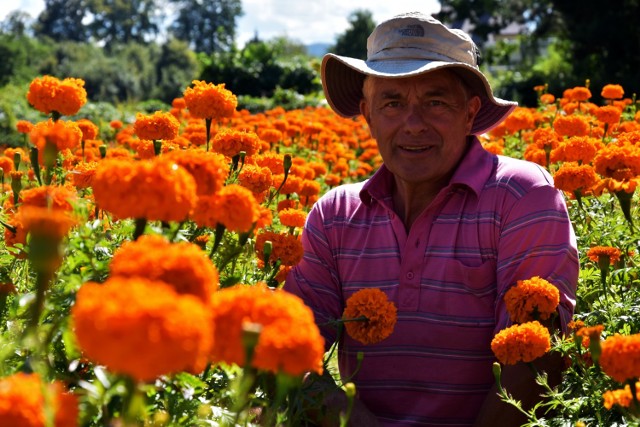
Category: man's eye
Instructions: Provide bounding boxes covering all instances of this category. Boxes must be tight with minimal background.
[427,100,445,106]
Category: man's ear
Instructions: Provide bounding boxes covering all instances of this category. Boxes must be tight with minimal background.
[466,95,482,134]
[360,98,371,126]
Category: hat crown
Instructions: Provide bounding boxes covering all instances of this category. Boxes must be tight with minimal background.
[367,12,478,67]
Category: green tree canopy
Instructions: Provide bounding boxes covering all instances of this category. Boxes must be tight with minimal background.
[34,0,91,42]
[86,0,162,48]
[330,9,376,59]
[168,0,243,54]
[0,11,34,37]
[436,0,640,102]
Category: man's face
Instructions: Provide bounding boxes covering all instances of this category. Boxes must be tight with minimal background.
[360,70,481,190]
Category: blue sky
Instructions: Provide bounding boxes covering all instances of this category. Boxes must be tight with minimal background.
[1,0,441,45]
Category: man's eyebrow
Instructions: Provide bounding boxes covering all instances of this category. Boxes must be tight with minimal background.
[378,90,403,99]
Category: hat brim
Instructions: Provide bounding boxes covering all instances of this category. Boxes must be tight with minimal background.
[321,53,517,135]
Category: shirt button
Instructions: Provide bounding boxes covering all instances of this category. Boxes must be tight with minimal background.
[406,271,414,279]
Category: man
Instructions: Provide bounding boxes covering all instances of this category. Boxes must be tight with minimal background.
[285,11,578,427]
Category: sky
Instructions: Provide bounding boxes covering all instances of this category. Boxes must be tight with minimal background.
[0,0,441,45]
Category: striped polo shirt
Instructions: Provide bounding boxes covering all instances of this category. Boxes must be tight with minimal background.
[284,137,579,426]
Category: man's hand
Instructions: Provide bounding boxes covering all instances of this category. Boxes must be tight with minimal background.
[473,352,564,427]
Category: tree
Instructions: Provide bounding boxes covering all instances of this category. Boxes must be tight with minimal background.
[436,0,640,102]
[87,0,162,49]
[0,11,34,37]
[330,9,376,60]
[34,0,91,42]
[168,0,243,54]
[153,38,199,102]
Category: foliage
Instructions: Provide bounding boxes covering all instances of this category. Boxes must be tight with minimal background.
[199,39,322,98]
[437,0,640,104]
[2,67,640,426]
[33,0,91,43]
[167,0,243,54]
[329,9,376,60]
[87,0,162,49]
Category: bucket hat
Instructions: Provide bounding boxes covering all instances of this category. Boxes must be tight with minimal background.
[321,11,517,135]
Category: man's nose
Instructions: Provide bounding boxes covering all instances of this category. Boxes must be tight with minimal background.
[403,104,429,134]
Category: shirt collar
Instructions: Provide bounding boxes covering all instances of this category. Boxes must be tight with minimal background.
[359,136,495,205]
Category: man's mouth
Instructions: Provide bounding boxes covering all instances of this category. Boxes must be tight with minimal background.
[399,145,432,153]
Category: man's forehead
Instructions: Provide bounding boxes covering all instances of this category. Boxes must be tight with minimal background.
[371,72,461,95]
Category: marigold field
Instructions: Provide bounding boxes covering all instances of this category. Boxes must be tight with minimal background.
[1,77,640,426]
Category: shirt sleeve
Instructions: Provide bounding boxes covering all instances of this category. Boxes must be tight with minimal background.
[493,184,579,334]
[284,200,344,349]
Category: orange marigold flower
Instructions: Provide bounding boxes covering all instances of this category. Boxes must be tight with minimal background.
[0,156,14,174]
[134,138,180,159]
[209,284,324,376]
[238,164,273,194]
[553,115,590,138]
[554,136,602,164]
[599,333,640,383]
[503,107,536,134]
[491,321,551,365]
[324,173,342,187]
[163,149,229,196]
[593,144,640,181]
[553,162,600,194]
[26,75,87,116]
[133,111,180,141]
[277,199,298,212]
[601,84,624,100]
[193,184,260,232]
[15,205,77,240]
[109,120,123,130]
[92,157,197,222]
[272,174,302,195]
[72,277,213,382]
[211,129,261,157]
[172,97,186,109]
[587,246,622,265]
[278,208,307,228]
[254,152,285,174]
[594,105,623,126]
[6,184,77,212]
[30,119,83,155]
[531,127,561,149]
[603,383,640,410]
[504,276,560,324]
[258,128,283,144]
[255,230,304,266]
[69,161,98,189]
[109,234,219,304]
[299,179,321,199]
[343,288,397,345]
[576,325,604,349]
[540,93,555,104]
[183,80,237,120]
[254,206,274,232]
[565,86,592,102]
[0,372,78,427]
[3,215,28,259]
[16,120,34,134]
[76,118,99,140]
[481,140,504,156]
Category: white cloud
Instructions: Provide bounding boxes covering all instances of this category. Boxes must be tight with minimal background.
[0,0,45,20]
[237,0,441,45]
[0,0,441,46]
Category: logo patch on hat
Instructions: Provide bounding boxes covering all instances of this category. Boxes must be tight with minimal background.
[398,24,424,37]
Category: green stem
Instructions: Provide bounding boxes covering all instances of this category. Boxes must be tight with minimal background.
[205,118,212,152]
[133,218,147,240]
